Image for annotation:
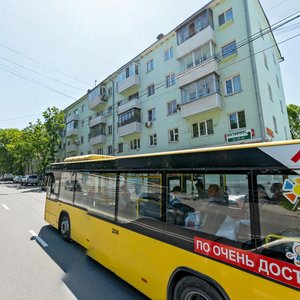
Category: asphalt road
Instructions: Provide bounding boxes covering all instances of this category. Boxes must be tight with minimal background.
[0,182,148,300]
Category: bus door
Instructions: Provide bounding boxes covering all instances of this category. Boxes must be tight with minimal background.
[115,172,164,289]
[86,173,119,272]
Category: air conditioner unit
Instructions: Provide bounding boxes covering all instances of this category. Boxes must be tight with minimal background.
[145,121,152,128]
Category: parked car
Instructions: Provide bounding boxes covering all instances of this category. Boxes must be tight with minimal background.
[0,173,14,181]
[21,175,39,186]
[13,175,23,183]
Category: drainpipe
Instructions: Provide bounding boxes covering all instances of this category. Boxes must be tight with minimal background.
[243,0,266,142]
[110,77,116,155]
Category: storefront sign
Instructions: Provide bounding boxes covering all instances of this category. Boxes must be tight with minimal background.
[266,127,275,138]
[225,129,253,142]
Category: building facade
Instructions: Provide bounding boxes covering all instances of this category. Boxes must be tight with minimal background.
[57,0,290,162]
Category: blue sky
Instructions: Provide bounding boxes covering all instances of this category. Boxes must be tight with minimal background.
[0,0,299,129]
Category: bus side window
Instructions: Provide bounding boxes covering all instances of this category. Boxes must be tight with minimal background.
[256,174,300,263]
[47,173,60,200]
[87,173,116,220]
[166,173,251,244]
[118,173,163,223]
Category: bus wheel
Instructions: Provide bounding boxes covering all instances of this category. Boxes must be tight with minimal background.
[174,276,223,300]
[60,214,71,242]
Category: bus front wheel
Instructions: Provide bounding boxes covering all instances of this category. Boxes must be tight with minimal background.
[60,213,71,242]
[174,276,223,300]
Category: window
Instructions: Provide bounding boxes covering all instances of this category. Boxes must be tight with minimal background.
[279,99,284,114]
[169,128,179,143]
[148,108,156,121]
[166,73,176,87]
[146,59,154,73]
[166,172,250,243]
[225,75,241,95]
[130,139,140,150]
[268,84,273,102]
[81,104,85,113]
[273,116,278,133]
[229,111,246,130]
[86,173,116,220]
[90,123,106,138]
[128,92,139,101]
[276,75,280,88]
[177,9,212,45]
[149,134,157,147]
[117,143,123,153]
[80,136,84,144]
[108,145,113,155]
[108,125,113,135]
[192,120,214,138]
[218,8,233,26]
[118,108,141,127]
[118,63,138,83]
[257,174,300,261]
[264,52,269,70]
[147,84,155,96]
[81,120,85,127]
[107,106,112,114]
[118,173,162,223]
[181,74,219,104]
[164,47,173,61]
[66,120,78,132]
[167,100,177,116]
[222,41,237,58]
[179,43,211,72]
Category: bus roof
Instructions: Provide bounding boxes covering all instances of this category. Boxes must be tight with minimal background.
[51,139,300,171]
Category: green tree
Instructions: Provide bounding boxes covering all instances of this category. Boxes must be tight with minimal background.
[287,104,300,139]
[0,107,64,176]
[24,107,65,175]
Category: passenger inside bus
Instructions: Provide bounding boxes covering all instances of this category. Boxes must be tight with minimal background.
[207,184,229,206]
[270,182,283,203]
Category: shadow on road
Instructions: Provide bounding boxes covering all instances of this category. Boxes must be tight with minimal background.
[37,225,148,300]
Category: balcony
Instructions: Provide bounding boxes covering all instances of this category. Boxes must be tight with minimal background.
[88,95,107,111]
[65,128,78,137]
[117,74,139,94]
[66,144,79,153]
[66,114,79,123]
[118,122,142,137]
[177,26,215,59]
[89,115,107,127]
[178,59,218,87]
[117,98,141,115]
[90,135,106,146]
[181,93,223,118]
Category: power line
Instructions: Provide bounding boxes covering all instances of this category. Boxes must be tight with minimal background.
[0,56,85,92]
[0,42,90,87]
[0,63,77,100]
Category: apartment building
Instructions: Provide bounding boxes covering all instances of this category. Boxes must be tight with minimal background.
[57,0,290,162]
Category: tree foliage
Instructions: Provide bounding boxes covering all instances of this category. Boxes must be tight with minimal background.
[287,104,300,139]
[0,107,64,176]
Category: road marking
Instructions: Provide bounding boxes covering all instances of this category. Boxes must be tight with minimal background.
[2,204,9,210]
[29,230,48,247]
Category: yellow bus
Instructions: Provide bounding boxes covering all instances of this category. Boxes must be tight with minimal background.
[44,140,300,299]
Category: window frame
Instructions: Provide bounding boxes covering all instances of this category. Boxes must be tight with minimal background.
[229,111,246,130]
[168,128,179,143]
[225,74,241,95]
[218,8,233,26]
